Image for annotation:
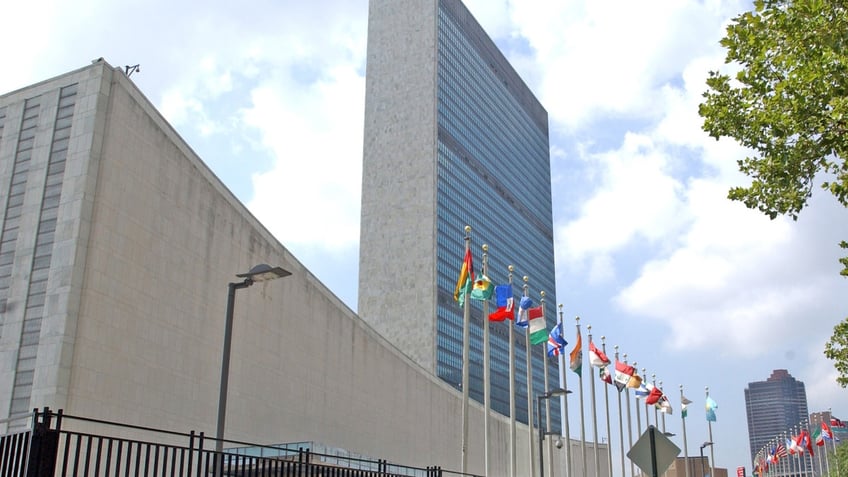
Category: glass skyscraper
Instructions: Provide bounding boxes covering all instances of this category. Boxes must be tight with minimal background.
[744,369,810,474]
[359,0,559,430]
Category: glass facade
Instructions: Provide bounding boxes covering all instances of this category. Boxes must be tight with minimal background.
[434,0,560,431]
[744,369,810,473]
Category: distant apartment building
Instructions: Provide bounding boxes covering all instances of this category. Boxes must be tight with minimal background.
[744,369,811,475]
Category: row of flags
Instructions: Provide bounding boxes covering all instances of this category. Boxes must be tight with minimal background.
[753,419,845,475]
[453,240,723,477]
[455,264,723,424]
[453,257,722,421]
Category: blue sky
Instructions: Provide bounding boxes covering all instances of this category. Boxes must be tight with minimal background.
[4,0,847,473]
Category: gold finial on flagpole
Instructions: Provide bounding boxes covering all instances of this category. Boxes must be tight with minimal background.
[575,316,580,325]
[482,244,488,252]
[523,276,529,283]
[465,225,471,233]
[601,335,605,343]
[587,324,591,332]
[508,265,514,273]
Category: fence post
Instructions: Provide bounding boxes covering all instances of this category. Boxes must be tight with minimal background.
[26,407,60,477]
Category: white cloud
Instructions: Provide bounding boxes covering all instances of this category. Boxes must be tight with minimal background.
[556,132,689,267]
[243,65,365,251]
[501,0,746,128]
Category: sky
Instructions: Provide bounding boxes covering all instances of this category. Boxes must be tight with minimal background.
[3,0,847,474]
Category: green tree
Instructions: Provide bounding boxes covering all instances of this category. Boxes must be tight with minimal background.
[828,437,848,476]
[825,318,848,388]
[699,0,848,275]
[700,0,848,386]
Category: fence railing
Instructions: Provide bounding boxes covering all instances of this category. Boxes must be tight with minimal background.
[0,408,481,477]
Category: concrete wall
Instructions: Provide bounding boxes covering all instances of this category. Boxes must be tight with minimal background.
[0,62,607,476]
[358,0,440,374]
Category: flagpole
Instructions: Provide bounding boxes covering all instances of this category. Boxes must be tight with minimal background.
[624,354,635,477]
[642,368,649,429]
[559,305,572,477]
[792,424,799,477]
[523,277,536,477]
[834,414,841,477]
[601,337,613,477]
[614,346,625,477]
[508,266,517,477]
[706,386,715,477]
[784,433,789,477]
[659,380,666,434]
[633,361,642,439]
[588,327,600,477]
[481,244,491,477]
[574,317,586,477]
[653,375,659,429]
[805,420,815,477]
[541,292,553,477]
[680,385,690,477]
[460,226,471,474]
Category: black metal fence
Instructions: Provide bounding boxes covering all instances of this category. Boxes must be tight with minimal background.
[0,409,480,477]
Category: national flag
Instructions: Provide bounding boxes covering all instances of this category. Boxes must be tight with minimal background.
[775,443,787,458]
[795,430,813,456]
[588,341,611,367]
[546,323,567,357]
[803,429,815,455]
[681,396,692,419]
[470,274,494,300]
[613,360,635,391]
[705,396,718,422]
[658,395,673,414]
[569,328,583,375]
[786,436,804,455]
[626,373,643,389]
[822,421,834,440]
[453,248,474,305]
[645,385,663,405]
[488,285,515,321]
[814,429,824,446]
[527,306,548,345]
[599,366,612,384]
[831,417,845,428]
[515,296,533,328]
[635,383,650,399]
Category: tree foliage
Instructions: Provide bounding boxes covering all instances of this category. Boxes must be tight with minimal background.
[701,0,848,386]
[699,0,848,276]
[825,317,848,388]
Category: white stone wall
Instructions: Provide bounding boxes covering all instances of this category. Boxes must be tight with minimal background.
[0,62,607,476]
[358,0,441,374]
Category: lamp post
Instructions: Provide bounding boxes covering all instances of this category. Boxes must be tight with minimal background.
[700,441,713,477]
[538,388,571,477]
[215,264,291,456]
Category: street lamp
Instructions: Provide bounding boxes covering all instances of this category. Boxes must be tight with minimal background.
[700,441,713,477]
[538,388,571,477]
[215,264,291,455]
